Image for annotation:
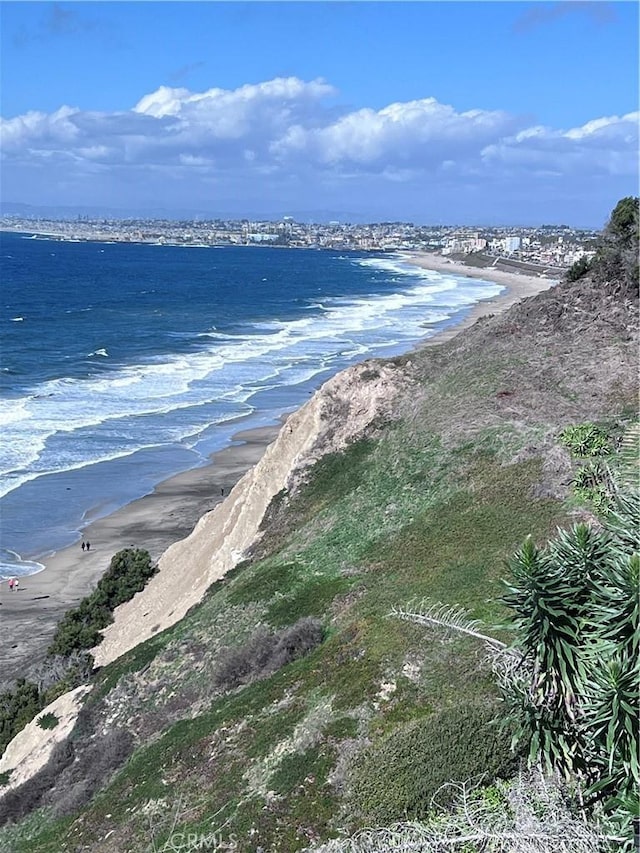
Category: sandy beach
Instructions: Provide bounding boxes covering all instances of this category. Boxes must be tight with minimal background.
[0,423,282,681]
[402,252,558,346]
[0,256,556,682]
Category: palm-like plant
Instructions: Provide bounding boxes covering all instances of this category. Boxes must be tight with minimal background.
[502,487,639,847]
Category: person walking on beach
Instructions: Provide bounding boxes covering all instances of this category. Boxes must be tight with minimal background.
[14,579,19,592]
[81,541,86,552]
[8,578,14,592]
[86,542,91,551]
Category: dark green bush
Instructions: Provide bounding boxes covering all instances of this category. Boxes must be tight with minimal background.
[592,196,639,294]
[350,703,518,824]
[48,548,157,656]
[36,712,59,731]
[566,255,592,282]
[0,680,41,757]
[0,653,94,756]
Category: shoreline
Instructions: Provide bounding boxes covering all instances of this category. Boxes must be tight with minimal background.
[0,258,556,681]
[0,422,282,681]
[401,251,558,346]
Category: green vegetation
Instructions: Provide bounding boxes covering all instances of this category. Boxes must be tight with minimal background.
[594,195,639,293]
[36,713,58,731]
[571,461,612,512]
[502,491,639,848]
[559,422,612,457]
[0,681,41,757]
[0,550,155,759]
[2,440,566,851]
[0,198,636,852]
[212,618,324,691]
[350,704,518,823]
[566,254,592,282]
[48,548,157,656]
[558,420,633,511]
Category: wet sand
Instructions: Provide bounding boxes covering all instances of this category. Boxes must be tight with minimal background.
[0,255,556,682]
[0,424,282,682]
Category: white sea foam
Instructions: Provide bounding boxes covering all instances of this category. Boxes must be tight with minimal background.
[0,260,503,501]
[0,550,45,580]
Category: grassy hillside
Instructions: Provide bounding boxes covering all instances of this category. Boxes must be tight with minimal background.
[0,267,637,852]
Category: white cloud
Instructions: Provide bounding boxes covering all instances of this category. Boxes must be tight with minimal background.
[481,112,639,176]
[1,77,637,223]
[272,98,518,170]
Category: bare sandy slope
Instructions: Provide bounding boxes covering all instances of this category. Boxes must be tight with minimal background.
[0,685,91,792]
[94,361,406,666]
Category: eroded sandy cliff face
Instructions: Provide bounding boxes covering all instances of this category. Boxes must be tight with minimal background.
[93,360,407,667]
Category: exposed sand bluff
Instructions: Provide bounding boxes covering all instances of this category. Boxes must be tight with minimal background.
[93,360,407,667]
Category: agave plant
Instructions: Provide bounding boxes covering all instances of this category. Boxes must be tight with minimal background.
[502,533,590,776]
[501,486,639,844]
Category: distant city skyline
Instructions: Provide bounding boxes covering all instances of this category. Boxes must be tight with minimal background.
[1,2,638,227]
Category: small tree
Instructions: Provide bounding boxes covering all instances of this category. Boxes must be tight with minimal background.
[593,197,639,294]
[566,255,592,282]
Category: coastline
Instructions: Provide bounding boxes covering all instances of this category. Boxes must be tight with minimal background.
[402,251,558,346]
[0,257,556,681]
[0,422,282,681]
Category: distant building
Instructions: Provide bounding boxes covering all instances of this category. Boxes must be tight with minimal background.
[248,233,278,243]
[502,236,521,254]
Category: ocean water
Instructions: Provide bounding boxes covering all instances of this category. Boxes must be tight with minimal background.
[0,233,502,577]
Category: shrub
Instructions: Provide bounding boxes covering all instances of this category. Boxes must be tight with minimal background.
[501,494,640,849]
[572,462,612,512]
[0,680,41,756]
[29,651,94,698]
[350,704,519,824]
[213,617,324,692]
[36,712,59,731]
[48,548,157,656]
[51,728,134,817]
[559,423,612,457]
[566,255,592,282]
[593,196,639,294]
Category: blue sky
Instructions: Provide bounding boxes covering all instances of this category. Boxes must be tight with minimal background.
[1,1,638,225]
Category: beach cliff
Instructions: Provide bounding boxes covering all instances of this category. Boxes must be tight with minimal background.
[93,360,408,667]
